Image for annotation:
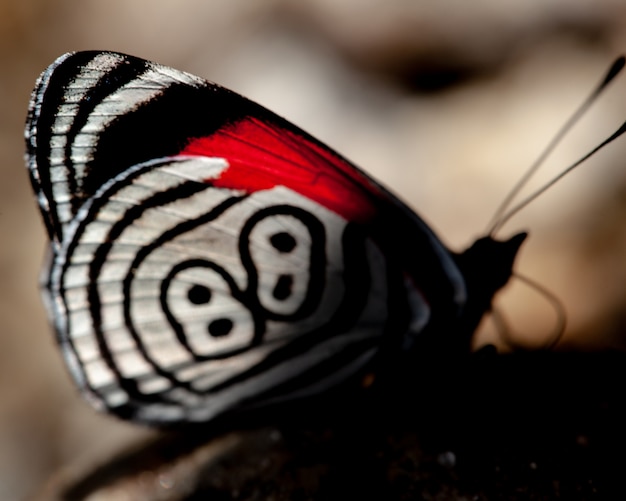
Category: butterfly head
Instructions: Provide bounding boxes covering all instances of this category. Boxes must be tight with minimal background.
[453,232,527,337]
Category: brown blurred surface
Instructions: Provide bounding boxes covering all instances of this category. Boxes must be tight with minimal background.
[3,1,626,499]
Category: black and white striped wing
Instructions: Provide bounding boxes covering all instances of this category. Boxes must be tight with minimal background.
[26,51,465,424]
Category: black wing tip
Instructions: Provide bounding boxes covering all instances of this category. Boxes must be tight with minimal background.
[25,51,145,245]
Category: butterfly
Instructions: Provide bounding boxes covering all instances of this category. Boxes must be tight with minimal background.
[26,51,530,424]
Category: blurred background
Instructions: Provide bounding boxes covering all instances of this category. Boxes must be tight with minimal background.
[3,0,626,498]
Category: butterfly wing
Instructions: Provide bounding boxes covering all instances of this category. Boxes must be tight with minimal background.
[26,51,466,423]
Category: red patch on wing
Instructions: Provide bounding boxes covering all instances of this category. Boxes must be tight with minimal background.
[180,118,381,222]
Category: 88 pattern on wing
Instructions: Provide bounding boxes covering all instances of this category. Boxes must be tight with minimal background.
[58,157,395,423]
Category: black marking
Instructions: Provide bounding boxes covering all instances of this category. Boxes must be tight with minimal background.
[188,284,211,305]
[121,195,256,385]
[60,165,250,400]
[270,232,296,253]
[273,274,293,300]
[161,258,265,362]
[57,158,205,392]
[64,56,149,210]
[206,222,376,395]
[27,52,151,242]
[85,181,215,397]
[239,205,326,320]
[208,318,233,338]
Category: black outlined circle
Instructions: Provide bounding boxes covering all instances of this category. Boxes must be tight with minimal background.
[161,259,265,359]
[239,205,326,321]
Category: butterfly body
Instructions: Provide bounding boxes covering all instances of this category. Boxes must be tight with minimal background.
[26,51,522,424]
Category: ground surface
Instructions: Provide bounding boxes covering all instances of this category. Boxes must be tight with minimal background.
[37,350,626,500]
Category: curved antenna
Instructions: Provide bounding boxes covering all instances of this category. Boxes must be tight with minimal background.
[489,306,513,349]
[487,56,626,236]
[491,272,566,351]
[491,121,626,234]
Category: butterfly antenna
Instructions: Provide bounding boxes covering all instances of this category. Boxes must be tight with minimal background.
[487,56,626,236]
[491,272,566,351]
[492,120,626,233]
[490,306,513,349]
[515,273,566,350]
